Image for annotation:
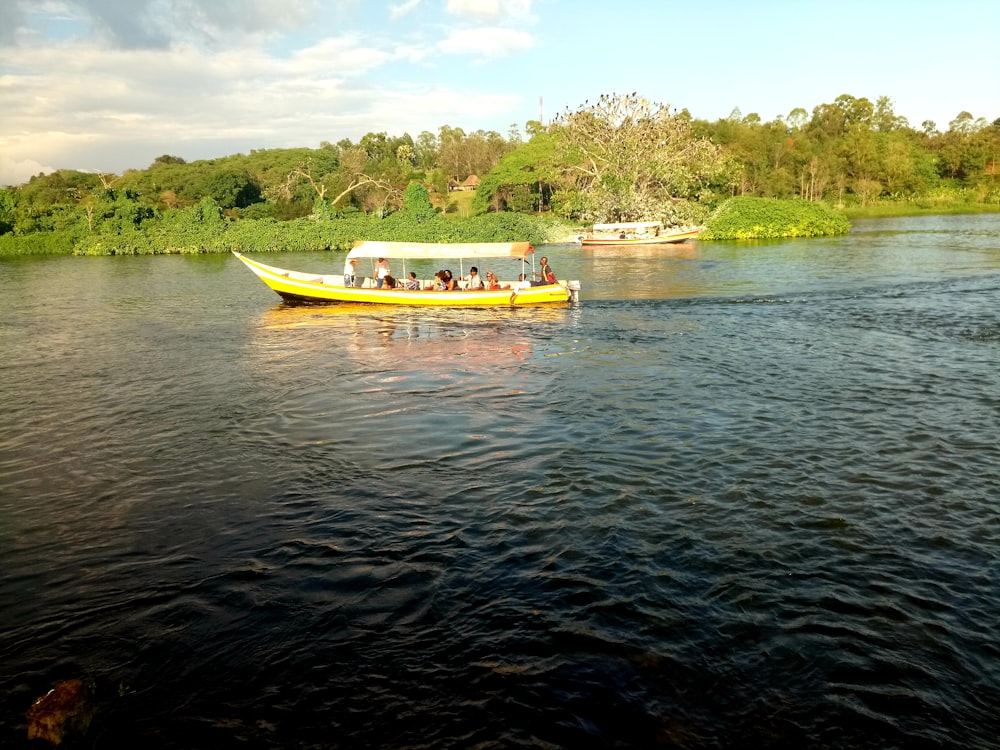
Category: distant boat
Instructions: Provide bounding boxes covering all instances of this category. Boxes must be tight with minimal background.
[580,221,701,246]
[234,241,580,307]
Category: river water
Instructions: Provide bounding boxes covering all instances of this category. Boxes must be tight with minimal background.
[2,214,999,748]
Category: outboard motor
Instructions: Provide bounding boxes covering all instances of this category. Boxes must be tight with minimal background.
[566,280,581,303]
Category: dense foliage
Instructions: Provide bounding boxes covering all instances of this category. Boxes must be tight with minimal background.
[695,96,1000,208]
[701,198,852,240]
[1,93,998,255]
[45,198,565,256]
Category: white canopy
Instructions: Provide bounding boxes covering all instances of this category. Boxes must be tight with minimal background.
[592,221,662,231]
[347,241,534,261]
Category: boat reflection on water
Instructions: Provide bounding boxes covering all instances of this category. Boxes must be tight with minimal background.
[245,303,575,430]
[250,303,574,374]
[259,301,570,327]
[582,242,698,261]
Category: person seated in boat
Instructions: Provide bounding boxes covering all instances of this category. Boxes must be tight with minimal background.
[466,266,485,290]
[444,270,458,291]
[425,271,446,291]
[404,271,420,290]
[382,274,397,289]
[509,273,533,303]
[485,269,500,290]
[375,257,391,288]
[531,256,556,286]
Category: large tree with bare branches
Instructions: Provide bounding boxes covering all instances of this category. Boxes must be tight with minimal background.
[552,92,733,224]
[270,148,400,216]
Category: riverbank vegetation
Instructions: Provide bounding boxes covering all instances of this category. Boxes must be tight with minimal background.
[701,198,851,240]
[0,93,997,256]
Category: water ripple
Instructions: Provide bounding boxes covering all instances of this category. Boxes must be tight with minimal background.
[3,235,1000,747]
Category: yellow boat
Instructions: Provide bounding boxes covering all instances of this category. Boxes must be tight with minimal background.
[233,241,580,307]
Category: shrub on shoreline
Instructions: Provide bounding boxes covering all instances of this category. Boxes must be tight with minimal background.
[0,207,570,257]
[701,197,851,240]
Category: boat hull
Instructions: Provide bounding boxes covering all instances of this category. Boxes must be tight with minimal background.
[581,230,700,246]
[233,252,572,307]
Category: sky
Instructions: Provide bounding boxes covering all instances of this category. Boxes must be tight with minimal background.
[1,0,998,186]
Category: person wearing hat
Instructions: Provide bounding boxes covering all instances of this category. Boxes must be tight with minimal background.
[343,256,358,287]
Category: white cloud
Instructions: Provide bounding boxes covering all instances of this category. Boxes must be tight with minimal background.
[0,154,56,187]
[0,0,545,179]
[389,0,422,21]
[446,0,534,22]
[0,25,528,179]
[366,86,521,127]
[438,27,533,59]
[288,36,392,75]
[4,0,320,51]
[391,43,431,63]
[0,2,26,45]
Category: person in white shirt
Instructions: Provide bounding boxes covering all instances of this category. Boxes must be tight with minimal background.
[375,258,391,288]
[466,266,485,290]
[509,273,532,304]
[343,257,358,287]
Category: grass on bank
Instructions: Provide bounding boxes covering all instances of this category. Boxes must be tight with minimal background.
[841,201,1000,219]
[437,189,477,217]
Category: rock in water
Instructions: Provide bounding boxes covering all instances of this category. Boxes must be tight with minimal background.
[26,678,94,745]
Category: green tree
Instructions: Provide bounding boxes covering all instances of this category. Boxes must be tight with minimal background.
[842,124,879,183]
[359,131,393,161]
[786,108,809,131]
[103,193,156,233]
[414,131,439,170]
[707,115,795,198]
[474,132,561,214]
[203,169,262,209]
[949,112,978,135]
[150,154,187,167]
[396,144,415,166]
[835,94,874,126]
[435,126,513,180]
[873,96,908,132]
[0,189,16,234]
[437,125,467,177]
[936,112,993,182]
[808,102,848,140]
[403,181,435,220]
[878,133,920,194]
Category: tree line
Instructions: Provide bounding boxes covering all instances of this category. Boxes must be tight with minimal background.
[1,92,997,255]
[697,95,999,207]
